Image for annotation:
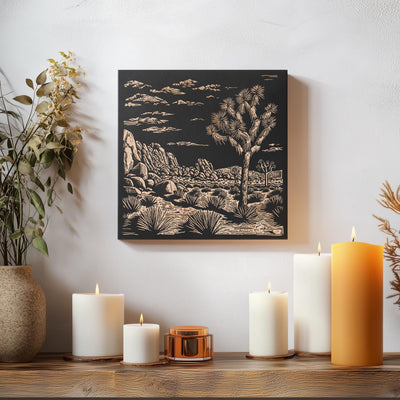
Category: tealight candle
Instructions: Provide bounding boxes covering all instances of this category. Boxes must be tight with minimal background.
[72,284,124,357]
[123,314,160,364]
[249,282,288,357]
[293,242,331,354]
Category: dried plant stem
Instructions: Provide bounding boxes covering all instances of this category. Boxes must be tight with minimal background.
[375,180,400,307]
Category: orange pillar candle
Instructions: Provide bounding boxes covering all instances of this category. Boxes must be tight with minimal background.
[331,228,383,366]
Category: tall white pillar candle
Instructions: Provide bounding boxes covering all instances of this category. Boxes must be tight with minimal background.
[123,315,160,364]
[72,285,124,357]
[293,250,331,353]
[249,285,288,356]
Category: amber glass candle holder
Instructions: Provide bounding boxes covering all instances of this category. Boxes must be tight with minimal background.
[164,326,213,361]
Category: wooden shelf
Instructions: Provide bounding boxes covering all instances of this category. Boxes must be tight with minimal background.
[1,352,400,397]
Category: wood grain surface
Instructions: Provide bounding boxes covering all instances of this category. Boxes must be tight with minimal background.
[1,352,400,397]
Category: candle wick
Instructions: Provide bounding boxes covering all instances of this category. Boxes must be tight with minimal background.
[352,238,355,242]
[268,288,271,294]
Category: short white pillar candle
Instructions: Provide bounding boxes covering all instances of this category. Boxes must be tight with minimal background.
[72,284,124,357]
[249,283,288,357]
[123,314,160,364]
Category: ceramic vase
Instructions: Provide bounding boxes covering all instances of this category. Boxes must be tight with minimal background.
[0,265,46,362]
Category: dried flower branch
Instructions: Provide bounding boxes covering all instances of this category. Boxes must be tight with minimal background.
[0,51,85,265]
[374,181,400,307]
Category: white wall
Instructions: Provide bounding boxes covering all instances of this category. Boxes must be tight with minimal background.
[1,0,400,352]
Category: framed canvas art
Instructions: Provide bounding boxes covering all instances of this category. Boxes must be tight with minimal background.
[118,70,287,239]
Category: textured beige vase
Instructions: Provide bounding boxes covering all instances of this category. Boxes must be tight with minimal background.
[0,265,46,362]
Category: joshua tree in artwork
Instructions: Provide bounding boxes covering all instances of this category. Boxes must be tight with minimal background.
[256,159,276,187]
[206,85,278,205]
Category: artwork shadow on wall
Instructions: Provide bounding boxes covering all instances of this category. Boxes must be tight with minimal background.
[118,70,287,240]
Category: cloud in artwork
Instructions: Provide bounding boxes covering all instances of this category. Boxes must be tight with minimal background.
[124,80,151,89]
[126,93,168,105]
[142,111,174,116]
[150,86,185,95]
[192,83,221,92]
[206,95,215,99]
[167,141,208,147]
[125,102,142,107]
[262,143,283,152]
[172,79,197,88]
[261,74,278,81]
[124,117,168,126]
[172,99,204,106]
[190,117,205,121]
[143,126,182,134]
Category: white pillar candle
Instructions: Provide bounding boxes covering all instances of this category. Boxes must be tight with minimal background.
[249,284,288,357]
[72,284,124,357]
[123,314,160,364]
[293,246,331,353]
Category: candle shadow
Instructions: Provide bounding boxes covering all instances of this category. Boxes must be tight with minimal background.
[120,75,310,252]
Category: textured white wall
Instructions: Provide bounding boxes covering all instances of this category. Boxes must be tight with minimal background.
[1,0,400,352]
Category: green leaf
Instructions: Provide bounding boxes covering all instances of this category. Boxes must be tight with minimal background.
[28,189,45,218]
[58,163,65,179]
[33,176,45,192]
[28,138,42,160]
[36,82,55,97]
[56,205,63,214]
[8,149,17,161]
[10,230,22,240]
[47,188,54,206]
[33,236,48,256]
[28,217,37,225]
[18,160,33,176]
[46,142,64,150]
[6,214,13,231]
[26,78,34,89]
[62,141,74,167]
[13,95,33,105]
[67,182,73,194]
[36,69,47,85]
[26,151,37,166]
[45,177,51,187]
[36,101,49,114]
[24,225,34,237]
[40,149,55,168]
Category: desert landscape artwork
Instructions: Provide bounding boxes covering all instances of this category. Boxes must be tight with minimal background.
[118,70,287,239]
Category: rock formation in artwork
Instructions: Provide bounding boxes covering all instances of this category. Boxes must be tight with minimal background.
[123,129,223,186]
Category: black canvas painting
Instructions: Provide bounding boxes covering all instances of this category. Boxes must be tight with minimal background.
[118,70,287,239]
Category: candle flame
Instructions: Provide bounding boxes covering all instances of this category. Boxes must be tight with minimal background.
[318,241,321,256]
[351,226,356,242]
[268,281,271,294]
[95,283,99,296]
[140,313,143,326]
